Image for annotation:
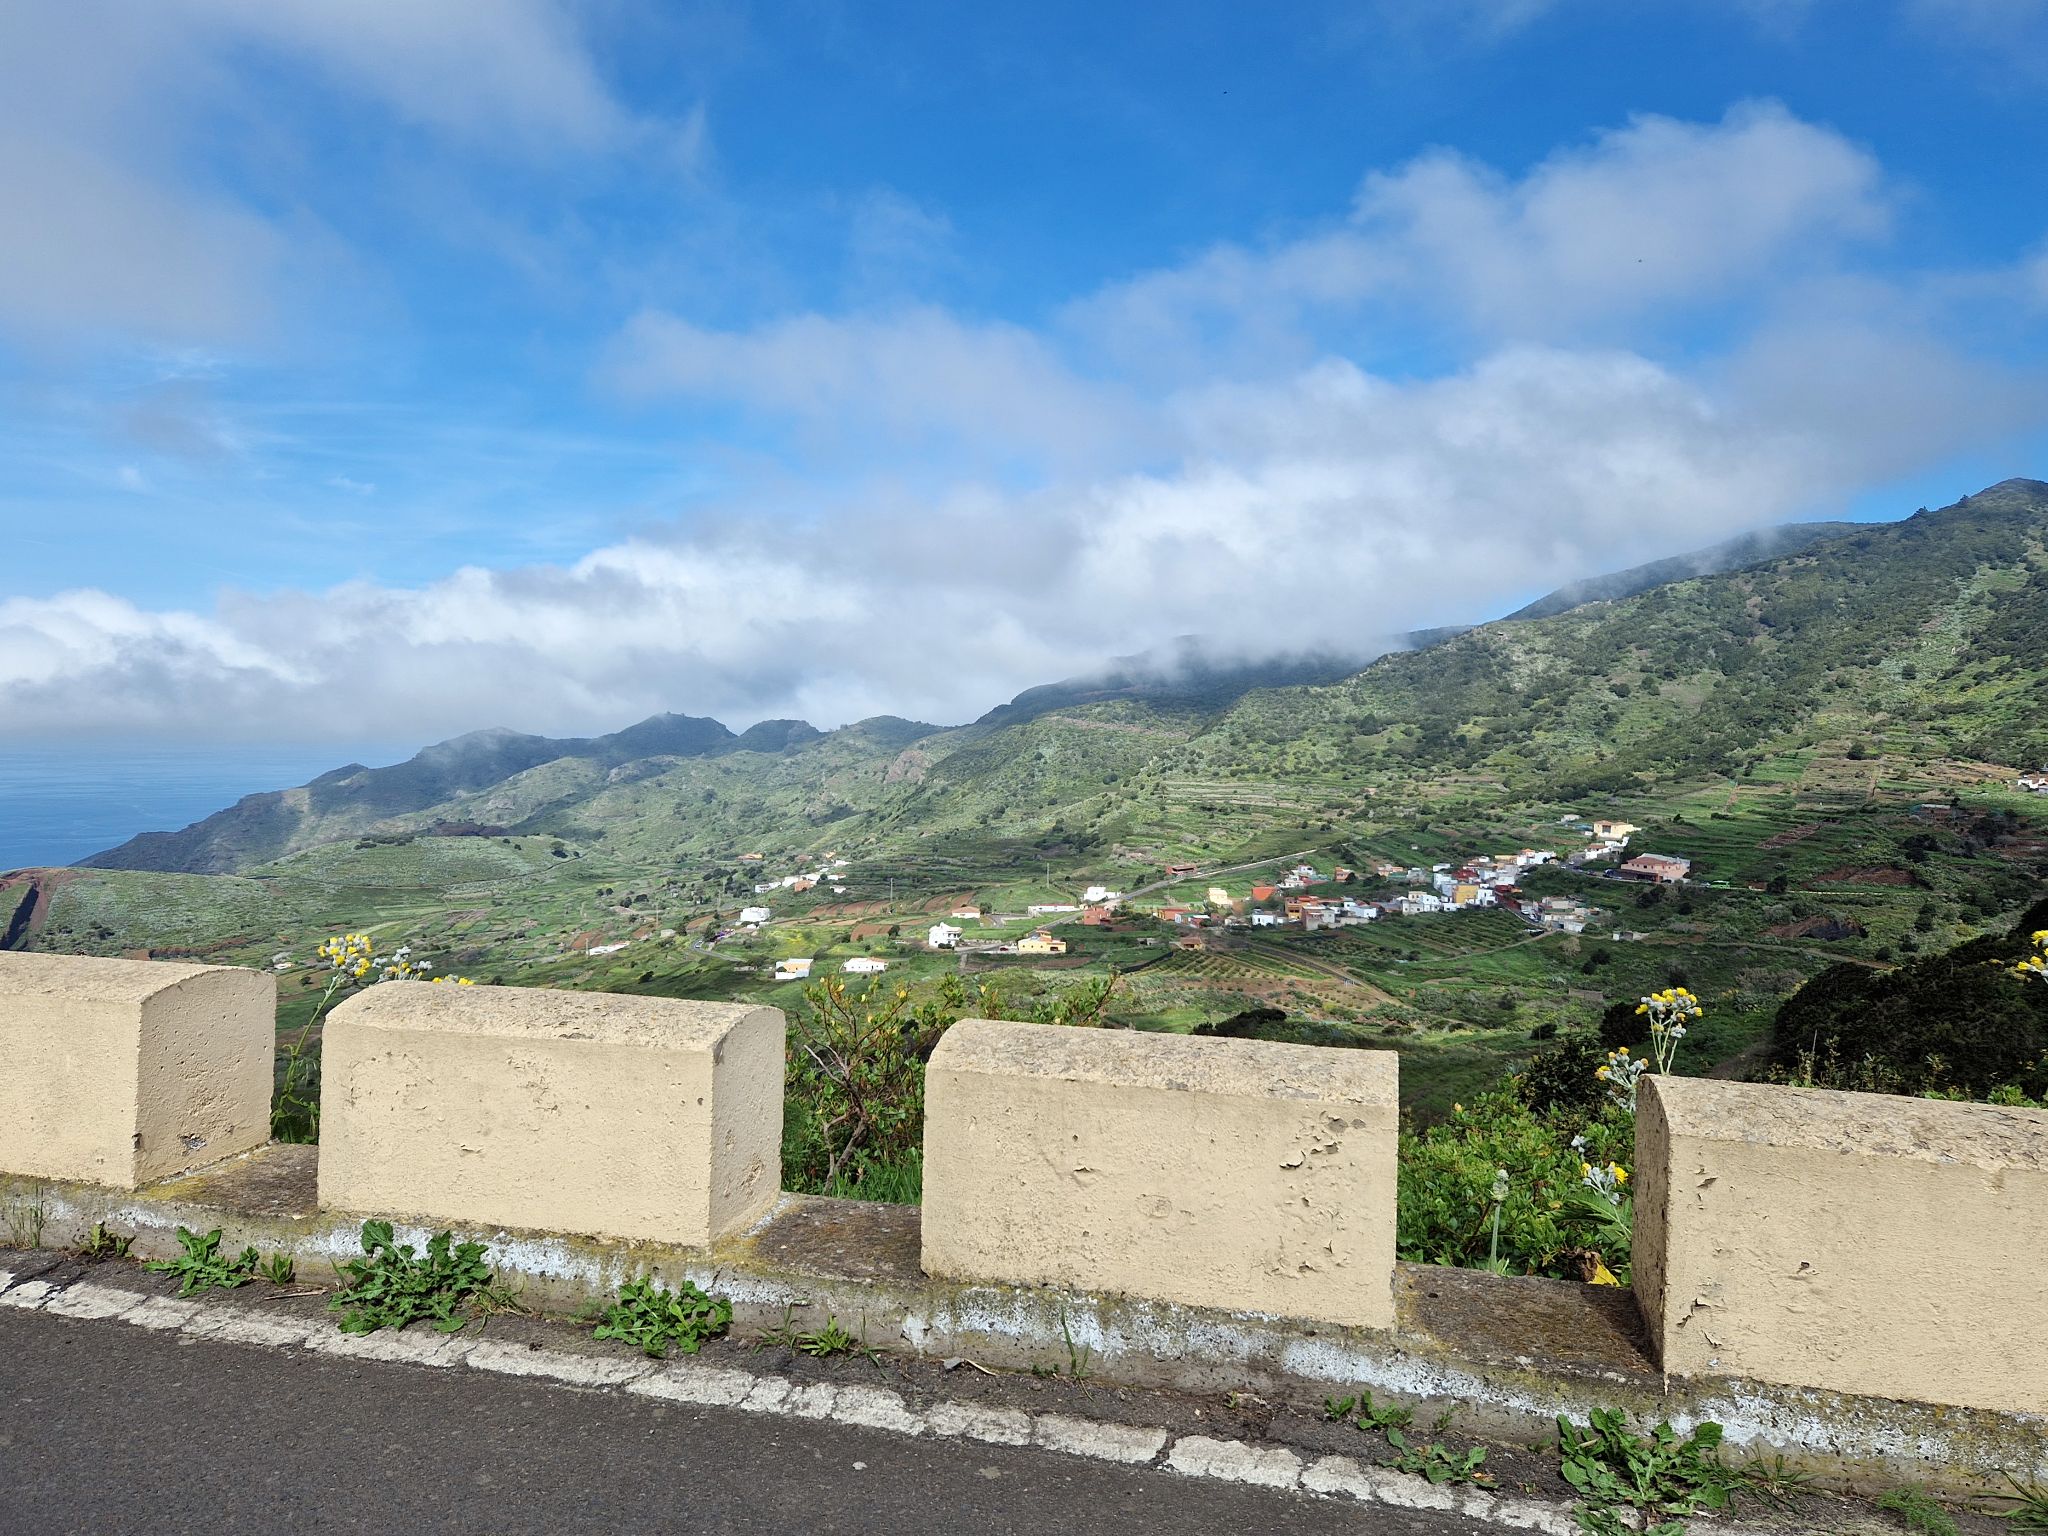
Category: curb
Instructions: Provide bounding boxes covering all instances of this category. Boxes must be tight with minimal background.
[1,1265,1752,1535]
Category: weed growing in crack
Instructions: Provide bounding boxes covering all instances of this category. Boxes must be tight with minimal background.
[1385,1429,1493,1487]
[591,1276,732,1359]
[1324,1390,1414,1433]
[258,1251,296,1286]
[758,1308,877,1362]
[5,1188,49,1248]
[1556,1409,1736,1531]
[77,1222,131,1261]
[1059,1311,1093,1381]
[2001,1475,2048,1532]
[148,1227,264,1295]
[1877,1486,1960,1536]
[328,1220,510,1334]
[1733,1454,1812,1511]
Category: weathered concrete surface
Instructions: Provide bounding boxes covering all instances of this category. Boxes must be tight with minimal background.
[0,952,272,1188]
[1635,1075,2048,1415]
[317,984,783,1245]
[923,1019,1398,1330]
[5,1148,2044,1495]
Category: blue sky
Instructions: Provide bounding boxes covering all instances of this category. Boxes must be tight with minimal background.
[2,0,2045,744]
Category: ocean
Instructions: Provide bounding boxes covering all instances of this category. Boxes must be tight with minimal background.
[0,744,409,871]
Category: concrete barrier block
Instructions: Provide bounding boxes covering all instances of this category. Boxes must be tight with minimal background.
[316,983,783,1246]
[1635,1075,2048,1414]
[0,952,274,1189]
[922,1019,1397,1330]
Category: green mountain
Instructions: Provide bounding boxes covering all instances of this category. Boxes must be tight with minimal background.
[1163,479,2047,806]
[80,712,889,875]
[80,480,2048,880]
[1501,521,1863,621]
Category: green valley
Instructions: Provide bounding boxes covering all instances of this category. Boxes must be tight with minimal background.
[8,479,2047,1132]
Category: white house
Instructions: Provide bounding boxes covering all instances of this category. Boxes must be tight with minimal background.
[1250,910,1285,927]
[842,957,889,974]
[586,941,630,956]
[928,923,963,949]
[1027,903,1080,916]
[739,906,772,926]
[1401,892,1445,915]
[1081,886,1122,904]
[773,957,814,982]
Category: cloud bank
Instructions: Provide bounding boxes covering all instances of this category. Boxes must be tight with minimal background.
[4,87,2045,743]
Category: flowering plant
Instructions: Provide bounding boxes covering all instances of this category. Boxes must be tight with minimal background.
[1596,1046,1648,1112]
[1579,1159,1629,1206]
[1636,986,1703,1073]
[2015,930,2047,984]
[277,934,473,1141]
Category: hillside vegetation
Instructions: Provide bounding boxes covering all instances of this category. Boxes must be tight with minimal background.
[17,479,2047,1121]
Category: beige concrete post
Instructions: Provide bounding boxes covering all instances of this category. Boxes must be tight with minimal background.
[317,983,783,1246]
[0,951,275,1189]
[1635,1075,2048,1414]
[923,1019,1398,1329]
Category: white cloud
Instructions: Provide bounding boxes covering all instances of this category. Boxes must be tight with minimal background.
[4,101,2042,746]
[608,306,1154,470]
[0,0,630,345]
[172,0,628,150]
[6,335,2019,744]
[0,129,284,346]
[1073,102,1890,370]
[1350,101,1890,336]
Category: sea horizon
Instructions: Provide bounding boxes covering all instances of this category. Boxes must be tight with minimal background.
[0,742,414,872]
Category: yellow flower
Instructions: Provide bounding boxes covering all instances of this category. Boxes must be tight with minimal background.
[1453,1102,1464,1114]
[1617,1046,1629,1056]
[1611,1165,1628,1184]
[1595,1066,1610,1079]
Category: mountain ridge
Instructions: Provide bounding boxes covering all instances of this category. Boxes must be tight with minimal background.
[73,483,2044,876]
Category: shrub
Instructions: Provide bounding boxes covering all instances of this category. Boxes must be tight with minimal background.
[1768,896,2048,1097]
[1396,1090,1634,1279]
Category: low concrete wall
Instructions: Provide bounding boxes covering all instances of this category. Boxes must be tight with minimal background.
[922,1019,1398,1330]
[1635,1074,2048,1415]
[316,983,783,1247]
[10,1151,2044,1496]
[0,952,272,1189]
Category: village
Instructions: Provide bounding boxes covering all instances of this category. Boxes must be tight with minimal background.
[1100,817,1692,951]
[541,813,1704,985]
[746,819,1698,981]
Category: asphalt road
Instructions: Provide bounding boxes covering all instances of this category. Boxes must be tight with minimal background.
[0,1308,1496,1536]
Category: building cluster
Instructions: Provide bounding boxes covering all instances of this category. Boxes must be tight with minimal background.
[927,920,1069,957]
[770,953,890,983]
[1136,821,1691,938]
[750,855,851,896]
[2018,771,2048,793]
